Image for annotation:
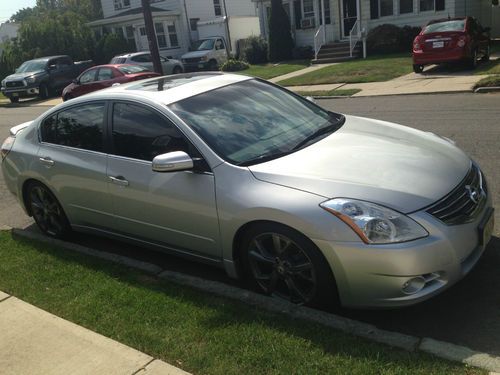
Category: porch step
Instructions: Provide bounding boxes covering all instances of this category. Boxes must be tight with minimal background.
[312,41,362,64]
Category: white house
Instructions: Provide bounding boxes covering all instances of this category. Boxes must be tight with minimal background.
[0,22,19,56]
[254,0,496,57]
[88,0,258,58]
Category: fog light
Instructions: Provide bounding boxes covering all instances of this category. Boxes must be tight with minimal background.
[402,276,426,295]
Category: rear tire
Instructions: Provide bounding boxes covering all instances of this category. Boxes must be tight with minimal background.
[481,45,490,62]
[413,64,424,73]
[26,181,71,239]
[8,96,19,103]
[240,222,340,309]
[173,66,183,74]
[468,49,478,70]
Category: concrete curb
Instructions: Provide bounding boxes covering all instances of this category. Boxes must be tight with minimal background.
[9,228,500,372]
[474,86,500,93]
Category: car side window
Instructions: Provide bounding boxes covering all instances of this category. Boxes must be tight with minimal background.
[111,102,192,161]
[40,102,105,152]
[97,68,114,81]
[131,54,151,63]
[79,69,97,84]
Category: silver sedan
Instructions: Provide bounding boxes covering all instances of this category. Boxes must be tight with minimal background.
[110,52,184,75]
[1,73,494,308]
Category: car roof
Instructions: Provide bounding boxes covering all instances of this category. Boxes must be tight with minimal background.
[26,55,69,62]
[69,72,253,105]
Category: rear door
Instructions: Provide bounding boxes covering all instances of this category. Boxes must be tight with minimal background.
[106,101,221,259]
[36,101,112,229]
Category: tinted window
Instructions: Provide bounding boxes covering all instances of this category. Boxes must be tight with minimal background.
[131,54,151,63]
[97,67,114,81]
[80,69,97,83]
[423,20,465,34]
[112,103,190,161]
[40,103,105,152]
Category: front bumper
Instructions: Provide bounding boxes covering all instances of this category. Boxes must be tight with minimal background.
[1,85,40,98]
[314,193,493,308]
[182,61,210,72]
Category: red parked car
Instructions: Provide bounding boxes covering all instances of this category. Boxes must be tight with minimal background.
[412,17,490,73]
[62,64,160,101]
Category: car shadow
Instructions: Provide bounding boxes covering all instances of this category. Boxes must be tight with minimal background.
[14,224,500,357]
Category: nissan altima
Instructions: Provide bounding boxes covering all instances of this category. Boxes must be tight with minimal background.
[1,73,494,308]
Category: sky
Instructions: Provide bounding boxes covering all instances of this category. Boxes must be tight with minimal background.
[0,0,37,23]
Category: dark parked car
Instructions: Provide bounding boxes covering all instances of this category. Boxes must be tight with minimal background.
[1,55,94,103]
[412,17,490,73]
[62,64,160,101]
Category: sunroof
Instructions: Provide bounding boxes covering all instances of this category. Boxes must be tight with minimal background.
[125,73,222,92]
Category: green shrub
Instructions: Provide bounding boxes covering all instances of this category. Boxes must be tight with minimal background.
[242,36,268,64]
[367,24,421,54]
[220,59,250,72]
[292,46,313,60]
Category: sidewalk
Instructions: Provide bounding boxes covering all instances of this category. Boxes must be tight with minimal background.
[0,290,190,375]
[268,62,338,83]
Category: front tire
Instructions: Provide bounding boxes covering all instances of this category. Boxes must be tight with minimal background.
[482,45,490,62]
[8,96,19,103]
[39,83,50,99]
[240,222,339,308]
[413,64,424,73]
[173,66,183,74]
[208,59,218,71]
[26,181,71,239]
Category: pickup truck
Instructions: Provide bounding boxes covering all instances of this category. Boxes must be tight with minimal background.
[181,37,229,72]
[1,55,94,103]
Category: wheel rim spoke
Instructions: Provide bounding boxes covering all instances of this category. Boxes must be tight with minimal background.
[248,249,274,265]
[284,277,309,304]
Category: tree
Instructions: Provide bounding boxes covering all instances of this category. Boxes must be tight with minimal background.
[268,0,294,62]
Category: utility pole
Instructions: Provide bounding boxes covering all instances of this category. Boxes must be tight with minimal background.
[141,0,163,75]
[222,0,232,56]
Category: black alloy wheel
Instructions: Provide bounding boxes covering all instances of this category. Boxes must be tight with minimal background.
[242,223,338,308]
[27,182,71,238]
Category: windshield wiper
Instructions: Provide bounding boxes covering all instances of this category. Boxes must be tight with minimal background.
[237,149,296,167]
[292,115,345,151]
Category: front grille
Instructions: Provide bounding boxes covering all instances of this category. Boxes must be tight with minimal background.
[6,81,25,88]
[426,164,486,225]
[183,58,201,64]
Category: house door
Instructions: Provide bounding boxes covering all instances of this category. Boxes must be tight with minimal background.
[341,0,358,38]
[138,26,149,50]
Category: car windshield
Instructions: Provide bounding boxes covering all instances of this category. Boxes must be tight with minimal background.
[195,39,215,51]
[423,20,465,34]
[169,79,344,166]
[110,57,127,64]
[117,65,150,74]
[16,60,47,73]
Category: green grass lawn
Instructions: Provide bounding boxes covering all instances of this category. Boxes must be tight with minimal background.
[474,75,500,89]
[277,54,413,86]
[475,59,500,75]
[0,231,485,375]
[296,88,361,97]
[242,60,310,80]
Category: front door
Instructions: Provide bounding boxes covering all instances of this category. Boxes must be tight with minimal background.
[341,0,358,38]
[138,26,149,50]
[106,101,221,260]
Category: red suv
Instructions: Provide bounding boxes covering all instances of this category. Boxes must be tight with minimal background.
[412,17,490,73]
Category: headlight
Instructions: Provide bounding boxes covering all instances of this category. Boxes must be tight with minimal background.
[200,56,208,62]
[26,76,36,84]
[320,198,428,244]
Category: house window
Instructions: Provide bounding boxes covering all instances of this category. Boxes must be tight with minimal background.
[139,27,146,36]
[114,0,130,11]
[125,26,135,43]
[155,22,167,48]
[167,23,179,47]
[380,0,393,16]
[190,18,200,31]
[214,0,222,16]
[420,0,445,11]
[303,0,314,18]
[400,0,413,13]
[318,0,331,25]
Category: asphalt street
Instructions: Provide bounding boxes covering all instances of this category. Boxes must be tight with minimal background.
[1,93,499,356]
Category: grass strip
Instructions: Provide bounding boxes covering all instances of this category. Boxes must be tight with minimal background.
[296,88,361,97]
[474,75,500,90]
[242,60,310,80]
[278,53,413,86]
[0,231,485,375]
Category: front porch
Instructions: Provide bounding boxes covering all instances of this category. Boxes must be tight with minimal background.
[254,0,364,61]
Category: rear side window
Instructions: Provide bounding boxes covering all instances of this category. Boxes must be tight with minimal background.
[111,102,190,161]
[40,103,105,152]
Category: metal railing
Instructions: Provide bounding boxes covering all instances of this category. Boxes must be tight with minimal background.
[349,19,361,57]
[314,24,325,60]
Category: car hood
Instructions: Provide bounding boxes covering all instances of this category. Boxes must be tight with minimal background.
[5,70,45,80]
[181,50,210,59]
[248,115,471,213]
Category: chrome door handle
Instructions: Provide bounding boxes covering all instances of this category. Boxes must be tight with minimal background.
[39,157,54,166]
[108,176,129,186]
